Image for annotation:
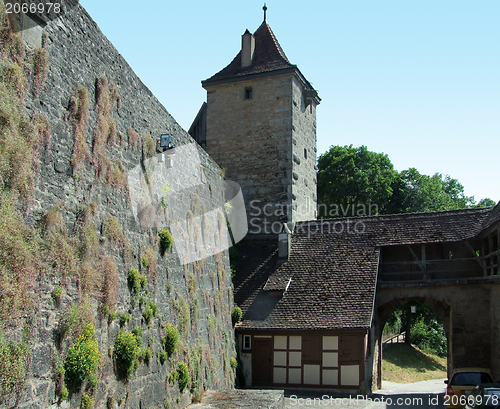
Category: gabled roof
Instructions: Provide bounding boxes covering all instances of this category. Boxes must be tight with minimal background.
[235,206,495,332]
[202,22,302,87]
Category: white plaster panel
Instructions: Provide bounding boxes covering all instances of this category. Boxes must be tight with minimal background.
[288,368,302,384]
[289,335,302,350]
[341,365,360,386]
[322,352,338,367]
[274,335,287,350]
[322,369,339,385]
[240,352,252,387]
[323,336,339,350]
[273,367,287,384]
[289,351,301,367]
[303,364,320,385]
[274,351,287,366]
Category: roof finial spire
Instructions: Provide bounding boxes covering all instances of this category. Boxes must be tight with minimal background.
[263,3,267,22]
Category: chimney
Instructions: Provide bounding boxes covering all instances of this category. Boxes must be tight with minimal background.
[241,29,255,68]
[278,222,294,264]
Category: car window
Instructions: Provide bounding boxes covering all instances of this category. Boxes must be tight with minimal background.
[450,372,493,386]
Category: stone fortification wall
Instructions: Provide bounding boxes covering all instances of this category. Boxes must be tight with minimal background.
[0,2,235,408]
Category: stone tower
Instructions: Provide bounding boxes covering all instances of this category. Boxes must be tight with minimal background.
[199,11,320,235]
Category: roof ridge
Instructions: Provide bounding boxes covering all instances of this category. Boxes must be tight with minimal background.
[297,206,492,225]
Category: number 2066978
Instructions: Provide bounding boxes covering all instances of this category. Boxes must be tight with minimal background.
[445,394,500,407]
[5,2,61,14]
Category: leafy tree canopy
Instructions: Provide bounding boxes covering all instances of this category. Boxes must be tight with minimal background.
[317,145,397,217]
[317,145,495,217]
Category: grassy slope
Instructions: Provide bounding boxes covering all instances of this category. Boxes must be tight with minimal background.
[382,343,447,383]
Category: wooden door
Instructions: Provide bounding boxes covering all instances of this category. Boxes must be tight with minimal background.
[252,338,273,385]
[339,335,360,363]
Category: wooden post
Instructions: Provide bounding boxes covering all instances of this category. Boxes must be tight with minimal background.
[421,244,428,279]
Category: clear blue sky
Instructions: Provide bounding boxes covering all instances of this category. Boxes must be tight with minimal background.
[79,0,499,203]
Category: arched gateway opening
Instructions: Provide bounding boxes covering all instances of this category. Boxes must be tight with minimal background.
[374,297,451,390]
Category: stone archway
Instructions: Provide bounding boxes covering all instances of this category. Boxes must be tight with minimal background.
[373,297,451,390]
[369,281,493,392]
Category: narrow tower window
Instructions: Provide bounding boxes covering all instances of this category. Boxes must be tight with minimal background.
[304,148,308,159]
[244,87,253,100]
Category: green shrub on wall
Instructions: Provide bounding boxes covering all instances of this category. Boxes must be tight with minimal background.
[161,323,178,357]
[114,329,141,379]
[81,393,94,409]
[119,312,131,327]
[64,323,99,389]
[142,301,157,324]
[177,361,190,393]
[128,267,147,294]
[158,229,173,255]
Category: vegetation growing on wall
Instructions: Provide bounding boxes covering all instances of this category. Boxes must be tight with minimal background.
[0,324,30,402]
[101,255,119,312]
[0,3,236,406]
[114,329,141,379]
[60,299,93,344]
[127,126,140,150]
[104,214,133,265]
[69,85,91,174]
[64,322,99,389]
[32,47,49,98]
[93,73,128,191]
[162,323,179,357]
[159,228,173,255]
[176,361,191,393]
[141,247,157,282]
[128,267,147,294]
[143,133,155,158]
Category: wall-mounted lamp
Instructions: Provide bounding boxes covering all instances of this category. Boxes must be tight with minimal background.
[411,305,417,314]
[158,134,175,168]
[160,134,174,150]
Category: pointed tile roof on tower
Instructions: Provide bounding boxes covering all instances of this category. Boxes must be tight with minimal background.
[202,21,298,86]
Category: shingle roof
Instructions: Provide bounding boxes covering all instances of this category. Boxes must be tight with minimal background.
[202,22,296,86]
[235,207,495,332]
[482,202,500,232]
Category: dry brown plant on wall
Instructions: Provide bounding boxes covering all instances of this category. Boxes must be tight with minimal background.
[104,214,134,266]
[32,47,49,98]
[69,85,91,173]
[101,255,119,311]
[127,127,140,150]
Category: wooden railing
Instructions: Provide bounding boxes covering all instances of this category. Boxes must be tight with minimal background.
[382,332,406,350]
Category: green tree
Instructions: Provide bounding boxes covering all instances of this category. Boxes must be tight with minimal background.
[386,168,475,214]
[475,198,496,208]
[317,145,494,216]
[317,145,397,217]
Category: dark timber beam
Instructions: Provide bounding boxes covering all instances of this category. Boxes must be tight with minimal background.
[406,245,429,280]
[465,241,487,275]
